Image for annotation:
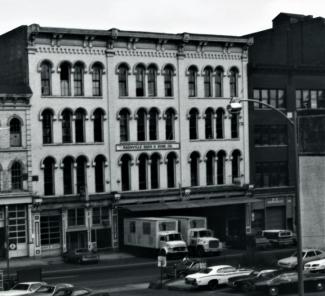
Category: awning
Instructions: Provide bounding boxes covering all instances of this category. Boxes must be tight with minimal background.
[119,197,260,212]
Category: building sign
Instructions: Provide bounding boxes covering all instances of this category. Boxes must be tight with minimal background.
[116,142,180,151]
[266,197,285,206]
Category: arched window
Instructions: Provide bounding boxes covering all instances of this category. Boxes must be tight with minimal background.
[151,153,160,189]
[189,108,199,140]
[232,150,241,184]
[94,155,106,193]
[205,108,214,139]
[138,153,148,190]
[216,108,225,139]
[167,152,177,188]
[190,152,200,186]
[204,67,213,97]
[217,150,226,185]
[62,109,73,143]
[229,67,239,97]
[93,108,104,142]
[231,113,239,138]
[188,66,197,97]
[164,65,174,97]
[43,157,55,196]
[148,65,157,97]
[118,64,128,96]
[10,118,22,147]
[74,62,84,96]
[92,63,103,96]
[11,161,23,190]
[165,108,175,140]
[135,65,145,97]
[215,67,223,97]
[149,108,159,141]
[41,61,52,96]
[206,151,216,185]
[137,108,147,141]
[42,109,54,144]
[60,62,71,96]
[63,156,74,195]
[120,154,132,191]
[75,108,86,143]
[119,108,130,142]
[76,156,87,194]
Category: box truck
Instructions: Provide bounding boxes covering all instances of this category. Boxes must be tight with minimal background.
[124,217,188,257]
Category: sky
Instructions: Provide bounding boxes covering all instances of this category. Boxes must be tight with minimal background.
[1,0,325,36]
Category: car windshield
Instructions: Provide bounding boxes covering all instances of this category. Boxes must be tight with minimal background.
[167,233,182,241]
[199,268,212,274]
[12,284,29,291]
[291,251,306,257]
[35,286,55,293]
[198,230,213,237]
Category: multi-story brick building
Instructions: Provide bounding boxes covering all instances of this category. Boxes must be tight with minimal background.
[0,24,253,257]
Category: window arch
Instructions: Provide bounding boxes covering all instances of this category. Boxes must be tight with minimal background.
[147,64,157,97]
[60,62,71,96]
[190,151,200,186]
[149,108,159,141]
[229,67,239,97]
[43,156,55,196]
[120,154,132,191]
[119,108,131,142]
[10,117,22,147]
[189,108,199,140]
[215,66,224,97]
[92,62,103,96]
[42,109,54,144]
[205,108,214,139]
[93,108,105,142]
[165,108,176,140]
[76,155,88,194]
[163,65,174,97]
[75,108,87,143]
[216,108,225,139]
[62,156,74,195]
[232,150,241,184]
[231,113,239,138]
[73,62,84,96]
[150,153,161,189]
[138,153,149,190]
[206,151,216,185]
[188,66,198,97]
[61,109,73,143]
[94,155,106,193]
[11,161,23,190]
[217,150,226,185]
[203,67,213,97]
[118,63,129,96]
[166,152,177,188]
[40,61,52,96]
[135,64,146,96]
[137,108,147,141]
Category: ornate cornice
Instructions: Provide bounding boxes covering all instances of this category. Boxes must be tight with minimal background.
[37,46,106,55]
[185,52,242,60]
[115,50,177,58]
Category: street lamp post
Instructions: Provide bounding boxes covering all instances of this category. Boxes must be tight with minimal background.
[228,98,304,296]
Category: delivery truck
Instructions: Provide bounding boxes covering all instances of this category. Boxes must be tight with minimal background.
[123,217,188,257]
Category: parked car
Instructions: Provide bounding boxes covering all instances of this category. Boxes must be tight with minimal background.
[185,264,253,290]
[304,258,325,273]
[35,287,91,296]
[246,234,272,250]
[62,249,99,264]
[165,257,207,278]
[277,248,325,269]
[254,272,325,295]
[261,230,296,248]
[33,284,74,296]
[227,269,280,292]
[0,282,47,296]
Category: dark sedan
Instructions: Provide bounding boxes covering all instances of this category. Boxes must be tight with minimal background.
[254,272,325,296]
[165,257,207,278]
[62,249,99,264]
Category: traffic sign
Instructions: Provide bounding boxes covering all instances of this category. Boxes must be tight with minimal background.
[157,255,167,267]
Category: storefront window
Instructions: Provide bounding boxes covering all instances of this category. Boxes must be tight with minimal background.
[68,208,85,227]
[8,205,26,244]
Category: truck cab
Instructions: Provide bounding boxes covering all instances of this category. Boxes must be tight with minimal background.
[189,229,221,256]
[159,231,188,256]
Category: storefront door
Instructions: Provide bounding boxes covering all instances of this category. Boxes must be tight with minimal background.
[66,230,87,250]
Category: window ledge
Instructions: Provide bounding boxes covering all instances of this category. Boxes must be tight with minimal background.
[255,144,288,148]
[188,96,226,99]
[119,96,174,100]
[43,142,105,146]
[41,95,103,99]
[189,138,239,142]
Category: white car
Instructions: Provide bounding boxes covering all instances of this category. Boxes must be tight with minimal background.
[185,264,253,290]
[0,282,47,296]
[304,258,325,273]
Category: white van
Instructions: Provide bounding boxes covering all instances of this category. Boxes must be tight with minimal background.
[261,229,296,247]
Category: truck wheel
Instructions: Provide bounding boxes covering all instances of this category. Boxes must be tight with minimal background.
[208,280,219,290]
[197,246,205,257]
[268,286,279,296]
[315,281,325,291]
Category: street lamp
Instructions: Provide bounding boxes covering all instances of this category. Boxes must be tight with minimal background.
[228,97,304,296]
